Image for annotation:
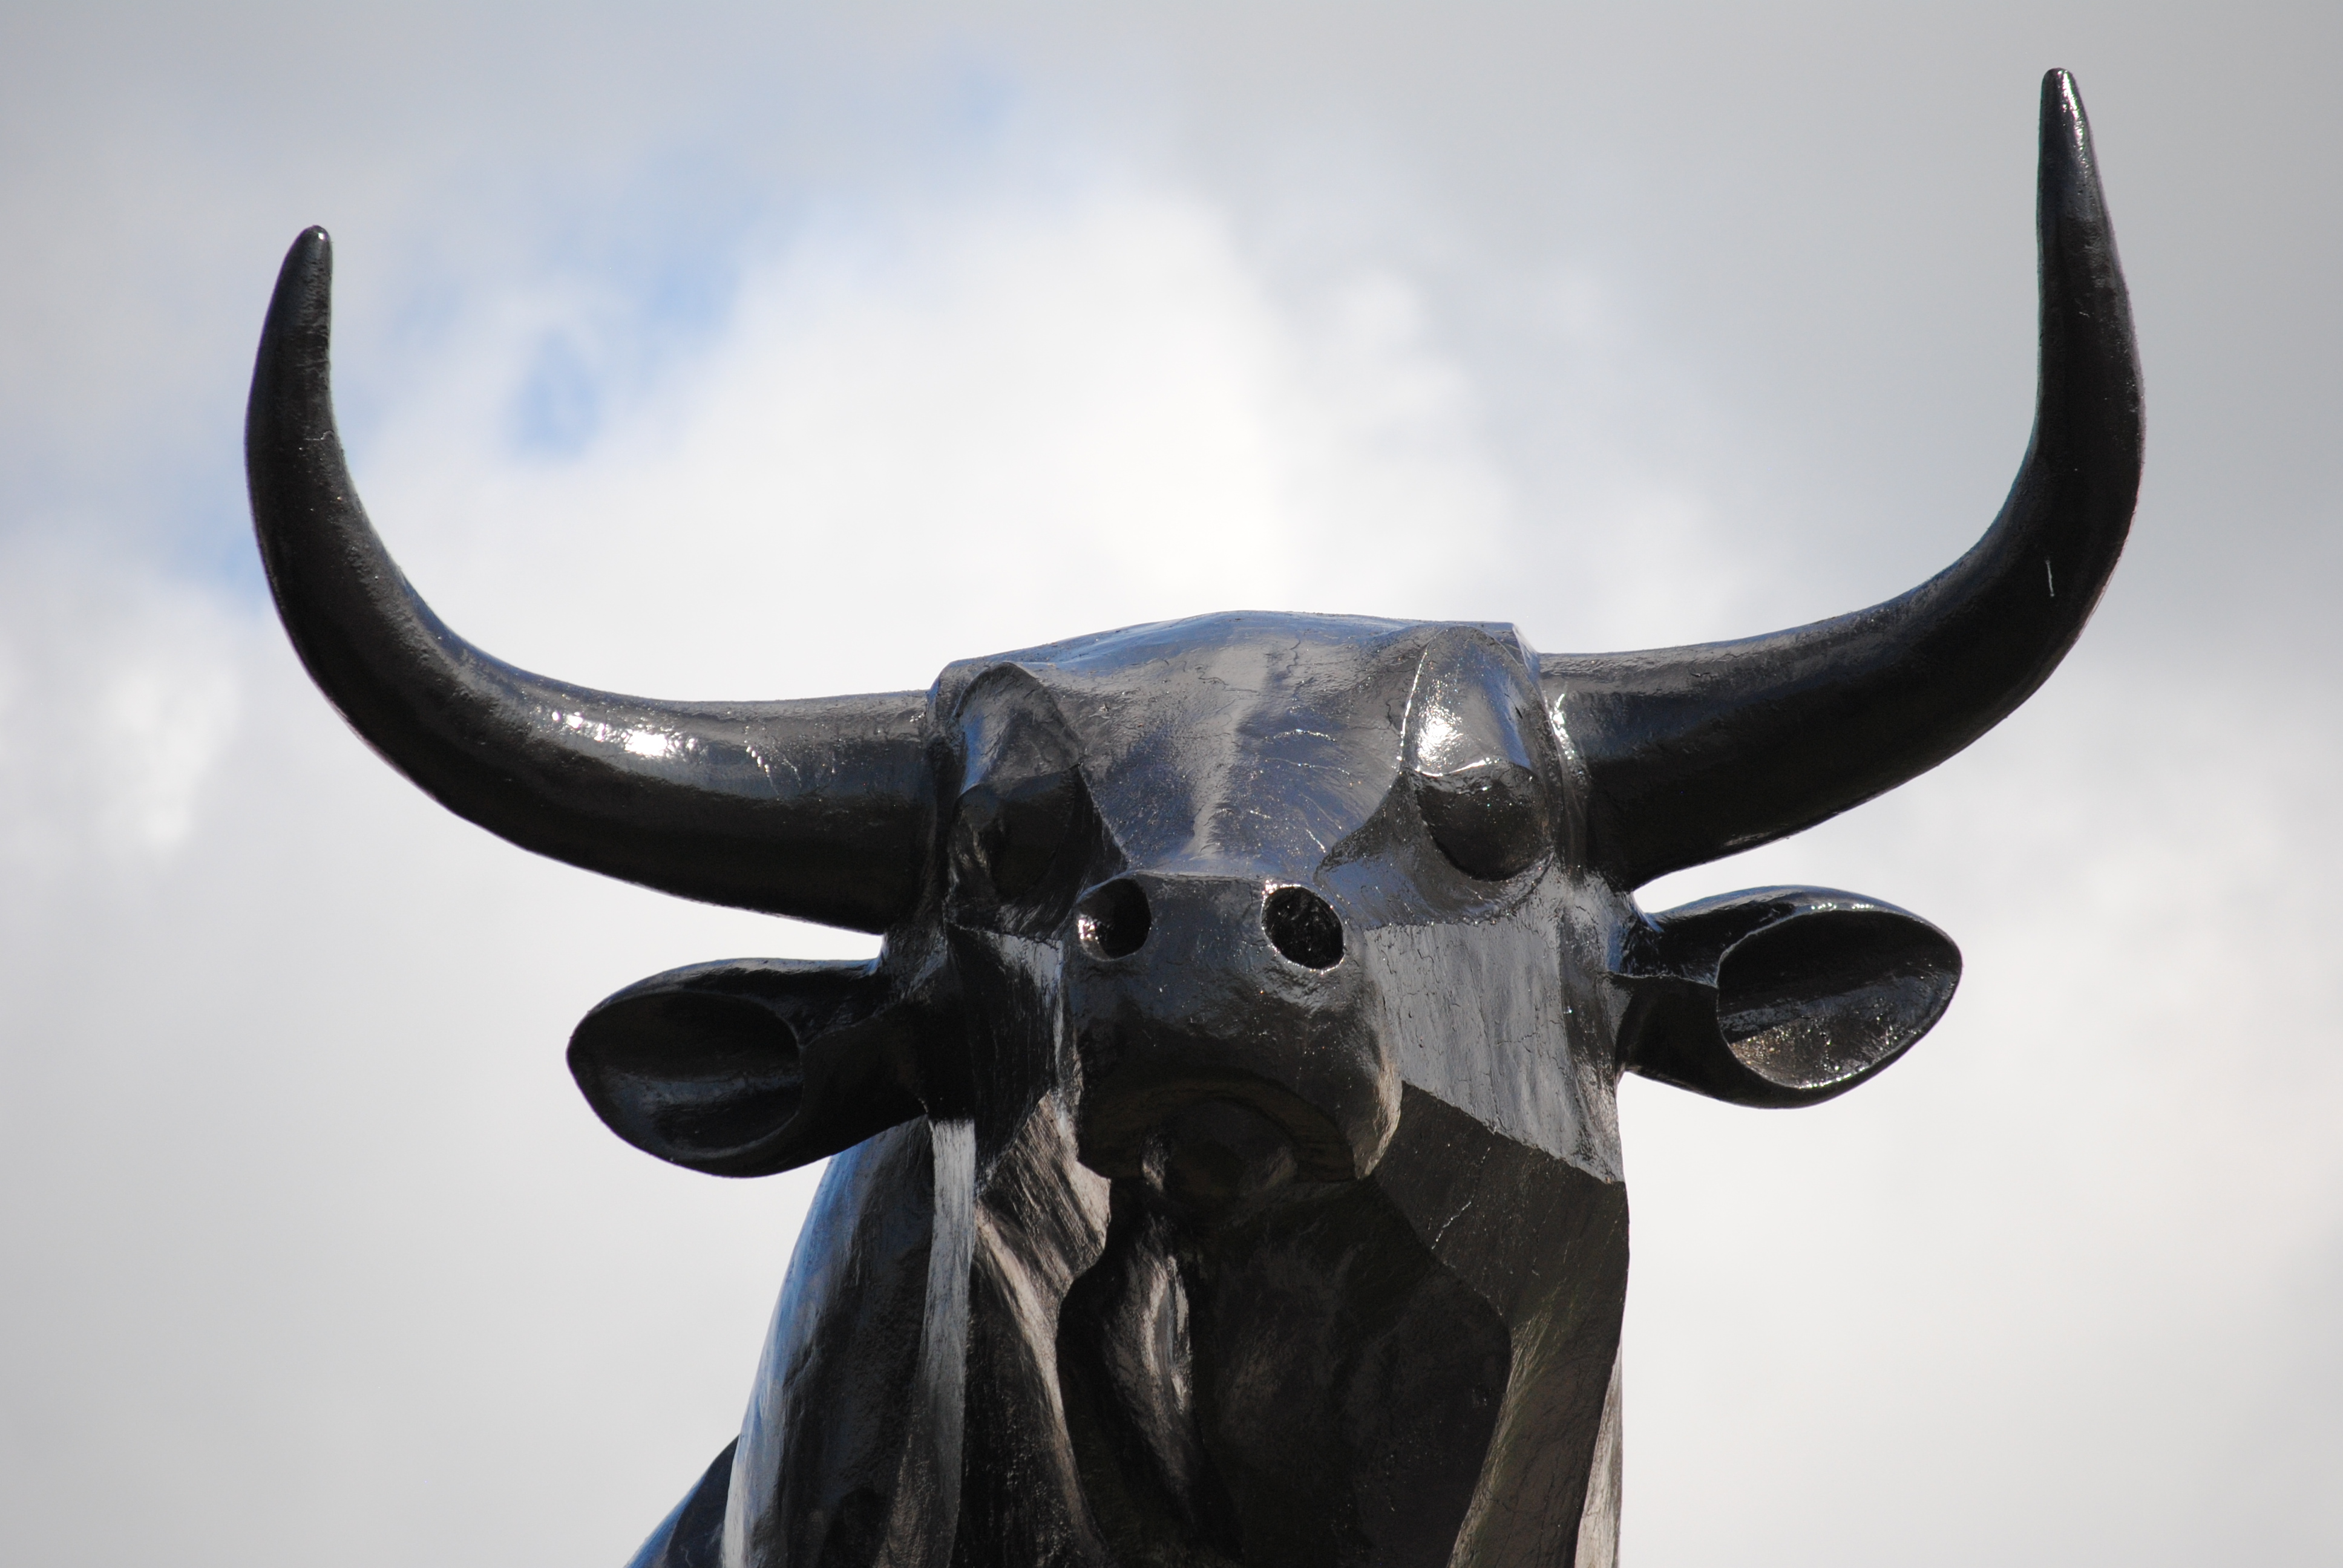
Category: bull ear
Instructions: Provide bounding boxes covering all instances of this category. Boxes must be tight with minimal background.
[569,958,928,1176]
[1619,889,1960,1108]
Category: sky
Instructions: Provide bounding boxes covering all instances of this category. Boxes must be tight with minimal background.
[2,4,2338,1564]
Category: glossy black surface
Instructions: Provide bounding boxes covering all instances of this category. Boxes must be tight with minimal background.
[249,71,2137,1568]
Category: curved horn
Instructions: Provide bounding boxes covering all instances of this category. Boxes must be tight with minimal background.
[1541,70,2142,890]
[246,227,931,932]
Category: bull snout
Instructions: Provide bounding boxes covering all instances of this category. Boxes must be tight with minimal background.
[1067,873,1397,1217]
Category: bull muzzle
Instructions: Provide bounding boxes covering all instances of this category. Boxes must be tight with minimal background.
[1066,873,1398,1218]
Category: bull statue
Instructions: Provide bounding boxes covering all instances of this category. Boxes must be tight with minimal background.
[246,70,2138,1568]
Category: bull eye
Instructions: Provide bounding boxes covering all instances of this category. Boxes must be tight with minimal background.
[1414,761,1550,881]
[952,771,1084,904]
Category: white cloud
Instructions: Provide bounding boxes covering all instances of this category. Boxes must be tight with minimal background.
[352,177,1523,705]
[0,537,244,876]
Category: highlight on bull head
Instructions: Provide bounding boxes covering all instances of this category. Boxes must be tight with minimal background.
[247,71,2140,1568]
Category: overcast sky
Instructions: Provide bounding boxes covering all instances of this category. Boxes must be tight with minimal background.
[2,4,2338,1565]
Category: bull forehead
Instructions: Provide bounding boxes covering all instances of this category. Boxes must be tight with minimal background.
[941,612,1538,874]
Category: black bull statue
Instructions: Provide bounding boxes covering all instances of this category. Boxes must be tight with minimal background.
[246,71,2138,1568]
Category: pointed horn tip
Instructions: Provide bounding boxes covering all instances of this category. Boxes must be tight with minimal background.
[270,226,333,302]
[279,225,331,268]
[2033,70,2106,223]
[2040,68,2091,143]
[251,226,341,455]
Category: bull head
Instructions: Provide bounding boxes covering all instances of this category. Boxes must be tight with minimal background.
[247,73,2138,1568]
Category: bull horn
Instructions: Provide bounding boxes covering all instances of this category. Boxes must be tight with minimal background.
[246,227,931,932]
[1542,70,2143,889]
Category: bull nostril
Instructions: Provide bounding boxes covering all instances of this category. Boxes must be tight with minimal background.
[1263,886,1344,969]
[1078,878,1152,958]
